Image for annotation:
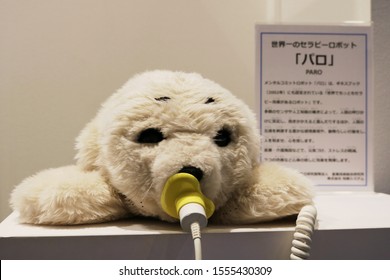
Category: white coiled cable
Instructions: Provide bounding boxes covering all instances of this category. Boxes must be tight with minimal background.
[290,204,317,260]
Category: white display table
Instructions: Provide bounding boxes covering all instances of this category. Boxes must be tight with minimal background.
[1,192,389,259]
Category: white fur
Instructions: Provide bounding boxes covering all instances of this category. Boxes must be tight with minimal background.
[10,70,313,225]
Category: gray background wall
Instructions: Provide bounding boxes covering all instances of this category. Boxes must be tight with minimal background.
[0,0,388,222]
[372,0,390,195]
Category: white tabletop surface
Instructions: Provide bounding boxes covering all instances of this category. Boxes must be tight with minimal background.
[1,192,390,238]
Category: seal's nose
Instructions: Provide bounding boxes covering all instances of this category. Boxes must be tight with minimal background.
[178,166,204,181]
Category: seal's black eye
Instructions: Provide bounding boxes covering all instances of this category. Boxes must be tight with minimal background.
[213,128,231,147]
[137,128,165,144]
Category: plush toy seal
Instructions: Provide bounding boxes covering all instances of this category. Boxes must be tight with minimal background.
[10,70,313,225]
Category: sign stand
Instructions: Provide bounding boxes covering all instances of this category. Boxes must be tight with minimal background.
[256,24,373,191]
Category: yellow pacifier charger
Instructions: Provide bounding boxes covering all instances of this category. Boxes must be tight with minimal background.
[161,173,215,231]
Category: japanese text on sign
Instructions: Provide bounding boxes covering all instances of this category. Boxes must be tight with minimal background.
[257,25,372,188]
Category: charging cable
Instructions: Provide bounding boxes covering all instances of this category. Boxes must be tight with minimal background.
[161,173,215,260]
[161,173,317,260]
[290,204,317,260]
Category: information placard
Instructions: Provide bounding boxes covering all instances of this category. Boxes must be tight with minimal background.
[256,24,373,190]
